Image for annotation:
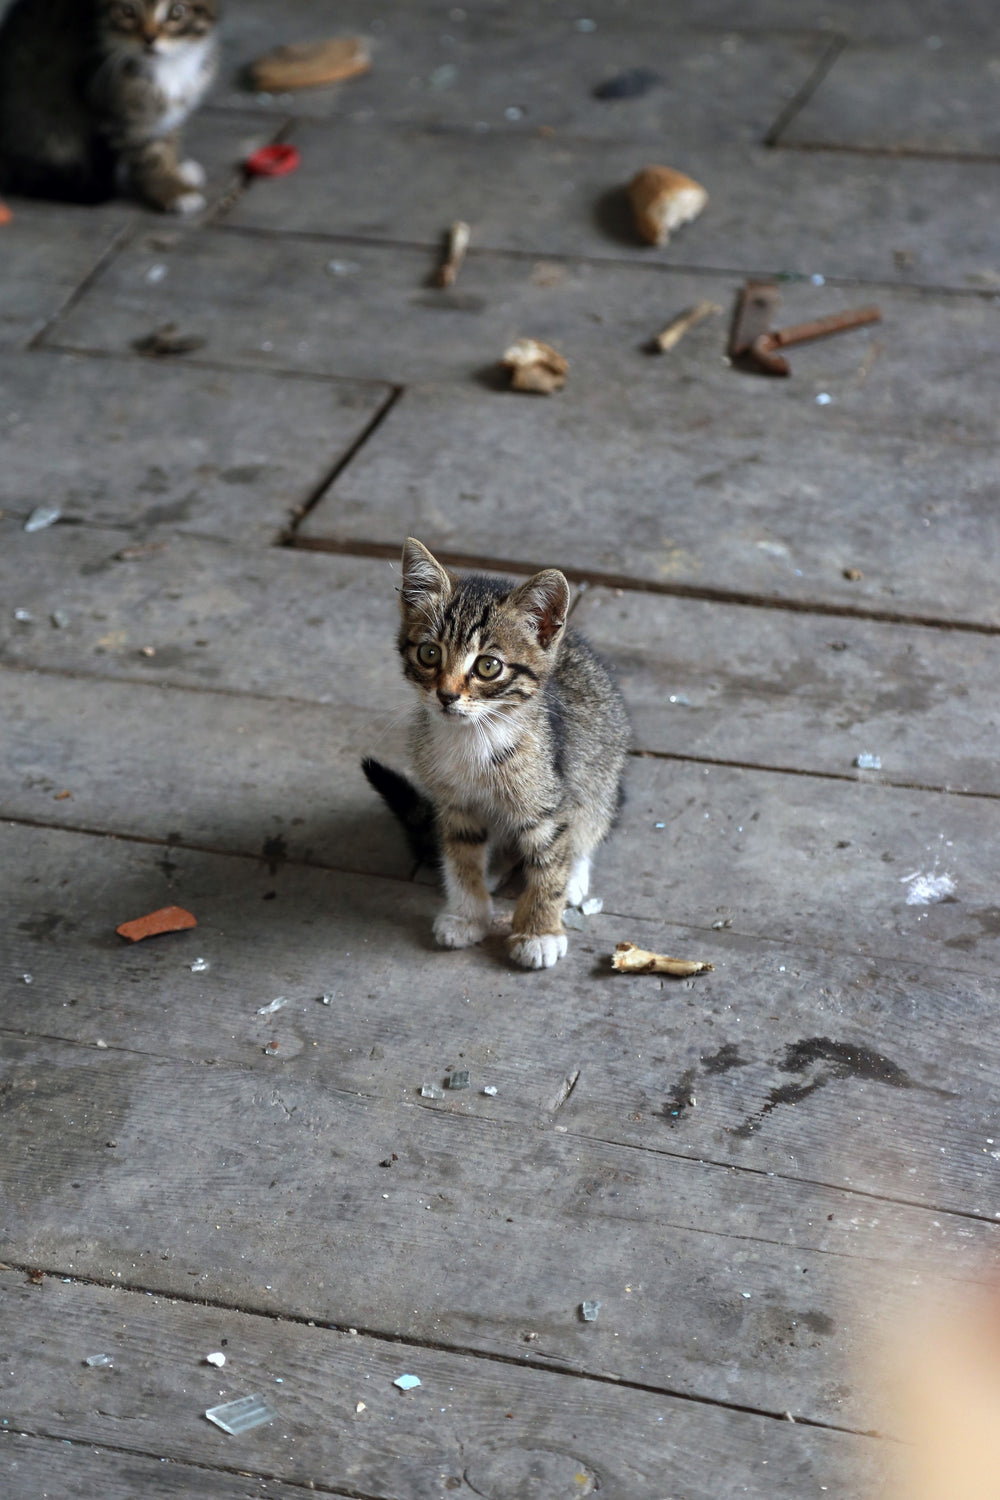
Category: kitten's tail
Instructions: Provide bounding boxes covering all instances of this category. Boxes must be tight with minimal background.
[361,758,438,867]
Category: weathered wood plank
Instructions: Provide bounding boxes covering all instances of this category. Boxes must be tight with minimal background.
[219,121,1000,291]
[782,40,1000,157]
[0,523,434,706]
[0,351,391,543]
[1,1432,322,1500]
[0,669,411,879]
[213,10,827,142]
[5,823,1000,1226]
[573,585,1000,793]
[0,1275,879,1499]
[0,1030,982,1434]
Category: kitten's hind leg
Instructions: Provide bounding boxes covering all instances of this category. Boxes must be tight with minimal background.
[564,855,591,908]
[433,813,493,949]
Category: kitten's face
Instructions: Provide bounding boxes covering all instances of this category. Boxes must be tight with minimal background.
[98,0,217,54]
[398,539,569,726]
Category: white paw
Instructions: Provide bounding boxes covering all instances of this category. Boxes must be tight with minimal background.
[178,159,206,188]
[434,911,490,949]
[564,856,591,908]
[509,932,568,970]
[170,190,206,216]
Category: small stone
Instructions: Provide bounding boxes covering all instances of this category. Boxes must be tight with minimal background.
[24,505,61,532]
[205,1351,226,1367]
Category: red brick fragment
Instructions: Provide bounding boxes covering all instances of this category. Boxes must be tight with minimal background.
[116,906,198,943]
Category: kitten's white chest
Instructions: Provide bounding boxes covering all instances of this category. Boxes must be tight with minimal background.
[151,38,215,132]
[424,711,521,813]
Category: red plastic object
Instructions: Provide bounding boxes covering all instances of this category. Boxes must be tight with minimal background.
[244,144,301,178]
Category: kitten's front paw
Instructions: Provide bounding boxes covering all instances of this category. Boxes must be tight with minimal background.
[434,911,491,949]
[178,159,207,188]
[509,932,568,970]
[169,189,207,216]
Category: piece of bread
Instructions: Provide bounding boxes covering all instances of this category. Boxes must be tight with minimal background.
[626,165,708,246]
[500,338,568,394]
[248,37,370,92]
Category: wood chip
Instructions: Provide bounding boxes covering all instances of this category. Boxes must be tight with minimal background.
[500,337,568,394]
[116,906,198,943]
[626,165,708,246]
[436,220,471,288]
[653,300,722,353]
[247,36,370,92]
[612,941,713,976]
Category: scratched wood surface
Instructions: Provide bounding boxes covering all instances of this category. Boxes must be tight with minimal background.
[3,0,997,1495]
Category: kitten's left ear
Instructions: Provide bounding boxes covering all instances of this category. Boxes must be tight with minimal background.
[509,569,571,650]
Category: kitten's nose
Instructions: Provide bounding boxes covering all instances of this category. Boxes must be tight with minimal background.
[437,688,460,708]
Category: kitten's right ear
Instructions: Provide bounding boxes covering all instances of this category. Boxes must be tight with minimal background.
[400,537,452,611]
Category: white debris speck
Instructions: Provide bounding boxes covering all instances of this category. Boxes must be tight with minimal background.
[504,104,523,120]
[356,1400,366,1412]
[22,973,32,984]
[810,273,826,286]
[394,1374,421,1391]
[14,608,33,622]
[326,260,360,276]
[205,1351,226,1367]
[815,392,833,405]
[581,896,604,916]
[25,505,61,532]
[482,1085,498,1097]
[190,957,210,973]
[575,17,597,30]
[902,870,956,905]
[257,996,288,1015]
[854,752,881,770]
[146,264,168,283]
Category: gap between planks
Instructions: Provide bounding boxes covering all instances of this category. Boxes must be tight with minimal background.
[762,33,848,147]
[0,1256,883,1440]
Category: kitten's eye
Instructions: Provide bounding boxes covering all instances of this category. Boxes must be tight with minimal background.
[474,655,503,680]
[114,1,138,17]
[168,2,189,16]
[416,643,440,668]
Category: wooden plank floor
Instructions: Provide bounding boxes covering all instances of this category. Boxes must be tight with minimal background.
[2,2,996,1496]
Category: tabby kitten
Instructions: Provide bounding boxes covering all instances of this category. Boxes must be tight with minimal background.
[363,539,630,970]
[0,0,218,211]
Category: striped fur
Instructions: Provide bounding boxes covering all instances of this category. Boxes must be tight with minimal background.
[367,538,630,970]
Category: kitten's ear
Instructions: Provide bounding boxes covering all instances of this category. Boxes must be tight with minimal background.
[400,537,452,611]
[508,569,571,650]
